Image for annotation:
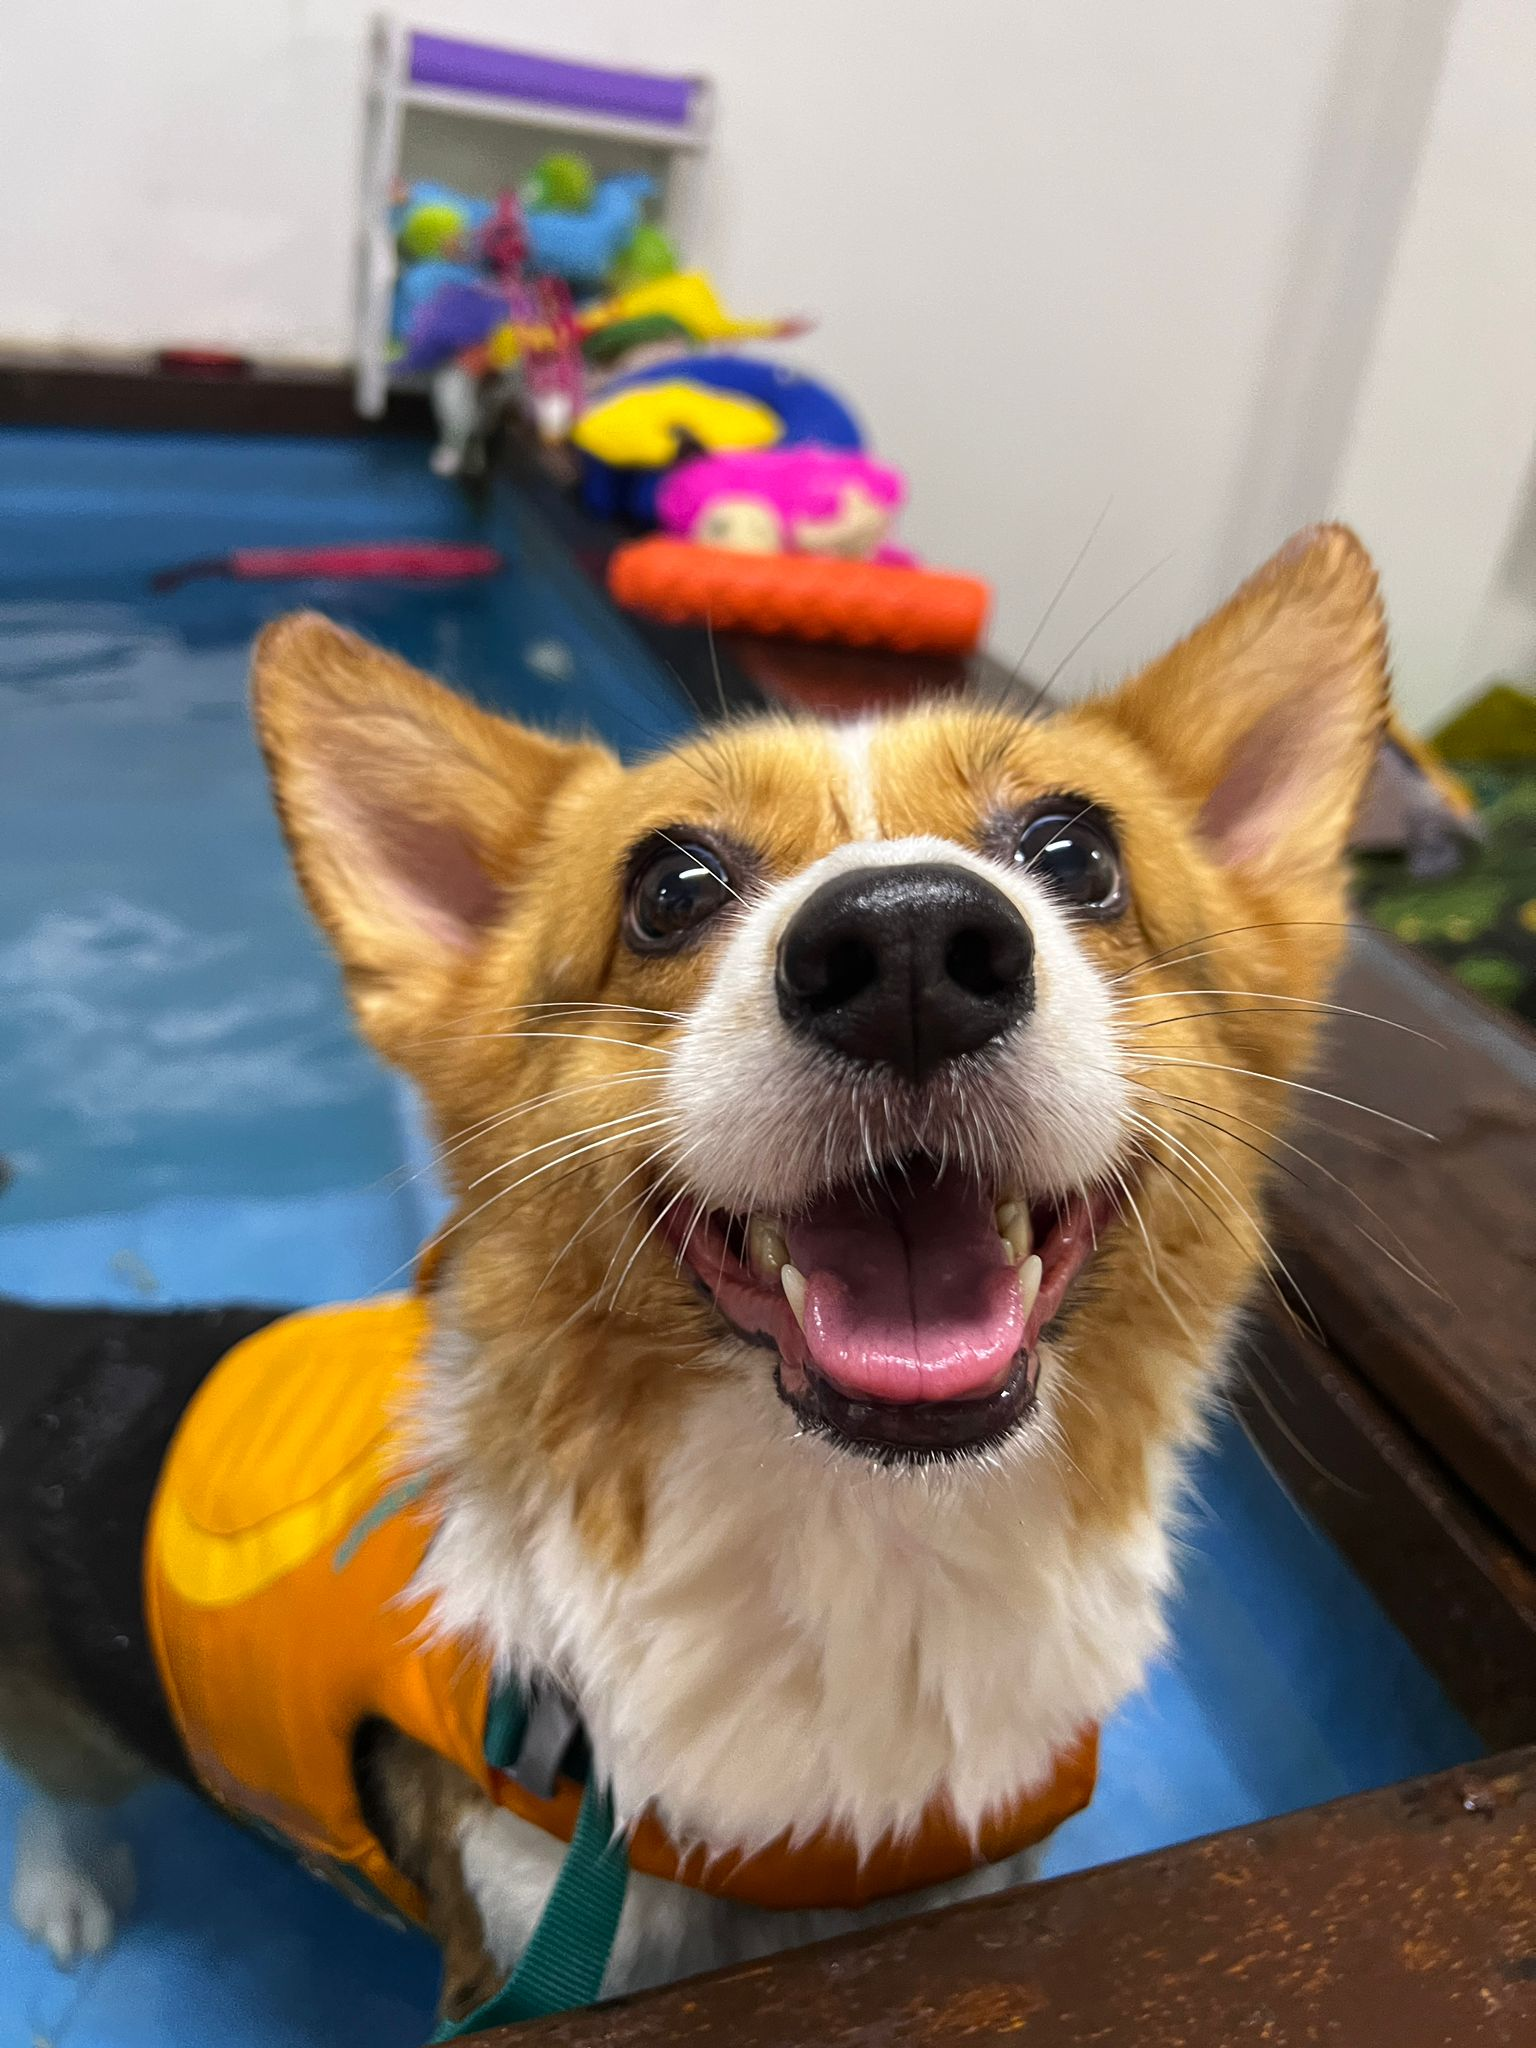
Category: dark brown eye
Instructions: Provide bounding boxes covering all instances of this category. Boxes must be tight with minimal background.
[625,839,733,951]
[1013,802,1125,917]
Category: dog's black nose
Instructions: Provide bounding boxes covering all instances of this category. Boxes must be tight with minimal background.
[776,863,1034,1082]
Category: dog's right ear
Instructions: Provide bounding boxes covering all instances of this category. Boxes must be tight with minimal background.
[252,613,607,1056]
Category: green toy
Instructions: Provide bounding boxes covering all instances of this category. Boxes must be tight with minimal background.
[398,200,469,263]
[581,313,691,366]
[525,152,596,214]
[610,223,681,292]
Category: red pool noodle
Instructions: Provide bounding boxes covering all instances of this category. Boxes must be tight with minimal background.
[228,544,501,580]
[608,538,990,657]
[152,544,502,590]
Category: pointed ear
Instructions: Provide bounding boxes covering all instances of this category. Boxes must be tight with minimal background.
[251,613,606,1054]
[1105,526,1389,885]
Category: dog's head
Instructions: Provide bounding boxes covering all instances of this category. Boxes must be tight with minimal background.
[253,527,1385,1557]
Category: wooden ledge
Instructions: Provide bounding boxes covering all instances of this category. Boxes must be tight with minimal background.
[468,1749,1536,2046]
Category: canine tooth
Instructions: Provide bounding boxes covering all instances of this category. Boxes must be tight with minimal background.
[781,1264,808,1331]
[749,1217,789,1278]
[1018,1254,1044,1323]
[998,1203,1034,1264]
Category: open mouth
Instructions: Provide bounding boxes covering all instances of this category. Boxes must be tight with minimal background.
[659,1159,1116,1462]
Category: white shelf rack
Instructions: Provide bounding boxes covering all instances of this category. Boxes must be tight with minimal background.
[355,16,713,417]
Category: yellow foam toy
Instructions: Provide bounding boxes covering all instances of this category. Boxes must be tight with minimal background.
[588,272,789,344]
[570,381,783,469]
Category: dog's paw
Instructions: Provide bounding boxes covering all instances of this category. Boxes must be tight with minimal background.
[11,1801,135,1970]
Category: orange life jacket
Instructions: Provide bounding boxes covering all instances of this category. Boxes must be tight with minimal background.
[143,1294,1097,1925]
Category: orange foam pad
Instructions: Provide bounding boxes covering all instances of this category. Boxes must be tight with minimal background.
[608,538,991,657]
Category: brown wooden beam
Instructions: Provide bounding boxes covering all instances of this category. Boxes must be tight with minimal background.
[1267,934,1536,1559]
[1237,1315,1536,1751]
[468,1748,1536,2047]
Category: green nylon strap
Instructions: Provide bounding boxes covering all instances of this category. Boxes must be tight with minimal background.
[482,1681,529,1776]
[431,1769,631,2039]
[333,1474,630,2040]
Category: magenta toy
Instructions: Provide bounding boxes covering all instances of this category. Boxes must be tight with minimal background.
[655,447,915,564]
[477,190,529,281]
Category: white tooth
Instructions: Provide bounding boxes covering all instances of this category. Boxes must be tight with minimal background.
[1017,1254,1043,1324]
[749,1217,789,1278]
[998,1203,1033,1264]
[781,1264,808,1331]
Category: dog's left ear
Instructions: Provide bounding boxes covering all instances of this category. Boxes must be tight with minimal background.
[1104,524,1389,886]
[252,613,608,1056]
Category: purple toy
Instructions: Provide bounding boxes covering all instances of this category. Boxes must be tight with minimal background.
[655,448,915,564]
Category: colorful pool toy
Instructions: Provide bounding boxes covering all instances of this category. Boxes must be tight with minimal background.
[609,537,990,656]
[575,355,865,521]
[656,448,912,562]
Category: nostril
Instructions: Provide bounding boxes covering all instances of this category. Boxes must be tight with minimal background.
[806,937,876,1015]
[945,923,1028,1000]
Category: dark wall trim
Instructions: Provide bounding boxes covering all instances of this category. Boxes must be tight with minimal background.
[0,352,432,437]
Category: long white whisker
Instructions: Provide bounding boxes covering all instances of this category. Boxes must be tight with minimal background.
[1124,1054,1436,1140]
[1107,921,1366,985]
[1008,494,1113,702]
[431,1000,685,1033]
[1113,989,1439,1045]
[671,1186,712,1279]
[605,1181,694,1307]
[1124,1107,1269,1249]
[1228,1343,1369,1499]
[1130,1081,1445,1299]
[417,1030,674,1056]
[465,1105,668,1193]
[492,1000,684,1019]
[533,1149,674,1301]
[1041,549,1174,692]
[1124,1108,1318,1340]
[411,1073,662,1188]
[407,1117,678,1278]
[1119,1001,1438,1047]
[653,830,750,908]
[601,1140,710,1306]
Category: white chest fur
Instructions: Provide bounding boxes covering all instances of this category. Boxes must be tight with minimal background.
[417,1346,1176,1988]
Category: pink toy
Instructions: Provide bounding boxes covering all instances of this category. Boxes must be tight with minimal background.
[655,448,915,564]
[477,189,529,281]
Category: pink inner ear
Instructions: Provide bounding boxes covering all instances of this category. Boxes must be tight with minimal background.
[378,810,503,951]
[326,763,502,954]
[1198,681,1342,870]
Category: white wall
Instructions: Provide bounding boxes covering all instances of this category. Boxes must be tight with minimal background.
[1331,0,1536,730]
[0,0,1488,713]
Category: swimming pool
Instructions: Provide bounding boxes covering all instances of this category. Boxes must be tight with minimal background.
[0,428,1476,2046]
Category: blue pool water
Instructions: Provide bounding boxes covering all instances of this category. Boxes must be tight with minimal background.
[0,430,1475,2045]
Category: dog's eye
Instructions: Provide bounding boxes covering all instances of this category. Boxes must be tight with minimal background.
[1013,803,1125,916]
[626,840,734,951]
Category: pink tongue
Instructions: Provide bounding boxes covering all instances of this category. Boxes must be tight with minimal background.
[784,1167,1023,1404]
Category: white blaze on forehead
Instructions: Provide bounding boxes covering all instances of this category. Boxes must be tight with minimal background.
[831,719,882,840]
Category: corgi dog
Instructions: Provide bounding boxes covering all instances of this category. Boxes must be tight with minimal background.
[0,527,1387,2030]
